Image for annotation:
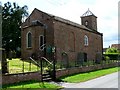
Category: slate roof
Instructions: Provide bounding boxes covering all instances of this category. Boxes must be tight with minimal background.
[24,8,102,35]
[52,13,101,35]
[111,44,120,49]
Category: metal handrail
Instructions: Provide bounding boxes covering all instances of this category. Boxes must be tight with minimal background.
[39,44,46,51]
[41,57,53,65]
[29,56,53,66]
[29,57,41,67]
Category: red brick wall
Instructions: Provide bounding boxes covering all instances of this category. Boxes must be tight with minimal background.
[2,72,41,85]
[54,20,103,61]
[2,63,117,85]
[21,9,54,59]
[21,26,44,59]
[56,63,118,78]
[21,9,103,62]
[81,15,97,31]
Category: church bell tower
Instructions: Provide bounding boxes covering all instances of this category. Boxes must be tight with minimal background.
[81,9,97,31]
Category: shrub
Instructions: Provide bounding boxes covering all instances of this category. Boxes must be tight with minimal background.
[105,56,110,60]
[104,53,119,60]
[106,47,119,54]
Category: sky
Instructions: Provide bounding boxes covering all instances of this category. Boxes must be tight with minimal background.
[1,0,119,48]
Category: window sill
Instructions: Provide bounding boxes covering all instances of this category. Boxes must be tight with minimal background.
[26,47,32,50]
[84,45,88,47]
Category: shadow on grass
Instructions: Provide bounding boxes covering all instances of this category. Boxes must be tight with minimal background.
[2,80,62,89]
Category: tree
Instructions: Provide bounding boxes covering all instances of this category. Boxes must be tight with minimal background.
[2,2,28,57]
[106,47,119,54]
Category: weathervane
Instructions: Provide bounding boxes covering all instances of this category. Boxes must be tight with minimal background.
[82,8,95,16]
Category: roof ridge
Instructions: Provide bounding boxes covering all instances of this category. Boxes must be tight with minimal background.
[23,8,101,35]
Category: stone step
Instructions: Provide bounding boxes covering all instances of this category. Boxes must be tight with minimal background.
[42,73,52,82]
[42,74,51,78]
[42,77,52,82]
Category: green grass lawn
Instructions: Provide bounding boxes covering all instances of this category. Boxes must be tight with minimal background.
[60,67,119,83]
[7,58,40,73]
[3,80,62,89]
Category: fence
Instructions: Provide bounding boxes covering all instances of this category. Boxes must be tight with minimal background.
[2,57,119,85]
[55,52,119,70]
[2,61,118,85]
[4,57,119,74]
[6,59,41,74]
[56,59,119,70]
[6,58,53,74]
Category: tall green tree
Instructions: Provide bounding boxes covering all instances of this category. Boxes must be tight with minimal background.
[2,2,28,57]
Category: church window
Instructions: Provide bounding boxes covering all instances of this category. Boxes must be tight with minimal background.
[84,35,88,46]
[39,35,45,50]
[69,32,75,51]
[26,31,32,48]
[85,21,88,26]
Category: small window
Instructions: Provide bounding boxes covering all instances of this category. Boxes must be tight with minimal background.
[26,32,32,48]
[84,35,88,46]
[39,35,45,50]
[85,21,88,26]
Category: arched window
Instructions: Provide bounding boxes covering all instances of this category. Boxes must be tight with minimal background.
[85,21,88,26]
[39,35,45,50]
[84,35,88,46]
[26,31,32,48]
[69,32,75,51]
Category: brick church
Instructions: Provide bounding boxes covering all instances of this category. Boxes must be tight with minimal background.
[21,8,103,62]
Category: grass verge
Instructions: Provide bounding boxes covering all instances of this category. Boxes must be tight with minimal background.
[3,80,62,89]
[60,67,118,83]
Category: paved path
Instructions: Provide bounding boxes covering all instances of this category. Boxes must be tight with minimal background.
[51,72,118,88]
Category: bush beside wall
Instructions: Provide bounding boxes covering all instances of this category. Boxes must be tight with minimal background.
[104,53,120,60]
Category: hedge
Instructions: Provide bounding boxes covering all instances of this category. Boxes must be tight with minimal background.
[104,53,120,60]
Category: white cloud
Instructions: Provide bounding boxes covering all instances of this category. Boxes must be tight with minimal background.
[1,0,119,48]
[49,0,119,48]
[94,0,118,48]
